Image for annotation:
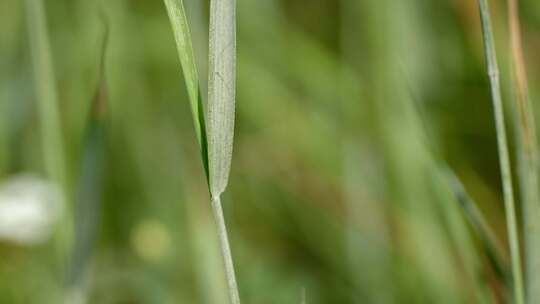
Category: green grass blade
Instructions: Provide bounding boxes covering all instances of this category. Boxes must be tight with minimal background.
[66,25,109,303]
[163,0,209,177]
[25,0,67,190]
[507,0,540,301]
[476,0,525,303]
[207,0,236,198]
[207,0,239,303]
[24,0,72,271]
[0,84,7,176]
[165,0,239,302]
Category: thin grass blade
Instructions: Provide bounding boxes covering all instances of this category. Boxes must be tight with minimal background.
[24,0,72,271]
[476,0,524,303]
[507,0,540,301]
[165,0,240,303]
[25,0,67,191]
[65,24,109,303]
[0,85,7,176]
[211,196,240,304]
[445,169,509,282]
[163,0,209,177]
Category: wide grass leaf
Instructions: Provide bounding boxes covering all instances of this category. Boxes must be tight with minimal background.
[207,0,236,198]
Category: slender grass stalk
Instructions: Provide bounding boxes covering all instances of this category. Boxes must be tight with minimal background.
[207,0,238,302]
[186,195,230,304]
[409,56,504,297]
[476,0,524,303]
[507,0,540,301]
[164,0,240,303]
[211,196,240,304]
[24,0,71,269]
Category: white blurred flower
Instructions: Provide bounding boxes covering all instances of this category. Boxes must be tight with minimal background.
[0,174,63,245]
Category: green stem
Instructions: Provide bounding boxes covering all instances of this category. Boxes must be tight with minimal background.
[211,196,240,304]
[477,0,524,303]
[507,0,540,301]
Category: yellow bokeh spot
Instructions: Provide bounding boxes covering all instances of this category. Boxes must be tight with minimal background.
[131,219,171,262]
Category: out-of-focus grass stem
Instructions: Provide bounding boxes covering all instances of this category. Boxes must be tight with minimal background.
[24,0,71,267]
[446,170,508,281]
[476,0,524,303]
[0,85,7,176]
[507,0,540,301]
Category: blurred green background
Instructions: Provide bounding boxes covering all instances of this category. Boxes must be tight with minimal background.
[1,0,540,303]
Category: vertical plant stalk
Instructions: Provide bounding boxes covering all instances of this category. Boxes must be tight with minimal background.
[477,0,524,303]
[25,0,71,263]
[165,0,239,302]
[211,196,240,304]
[164,1,231,303]
[208,0,239,303]
[508,0,540,301]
